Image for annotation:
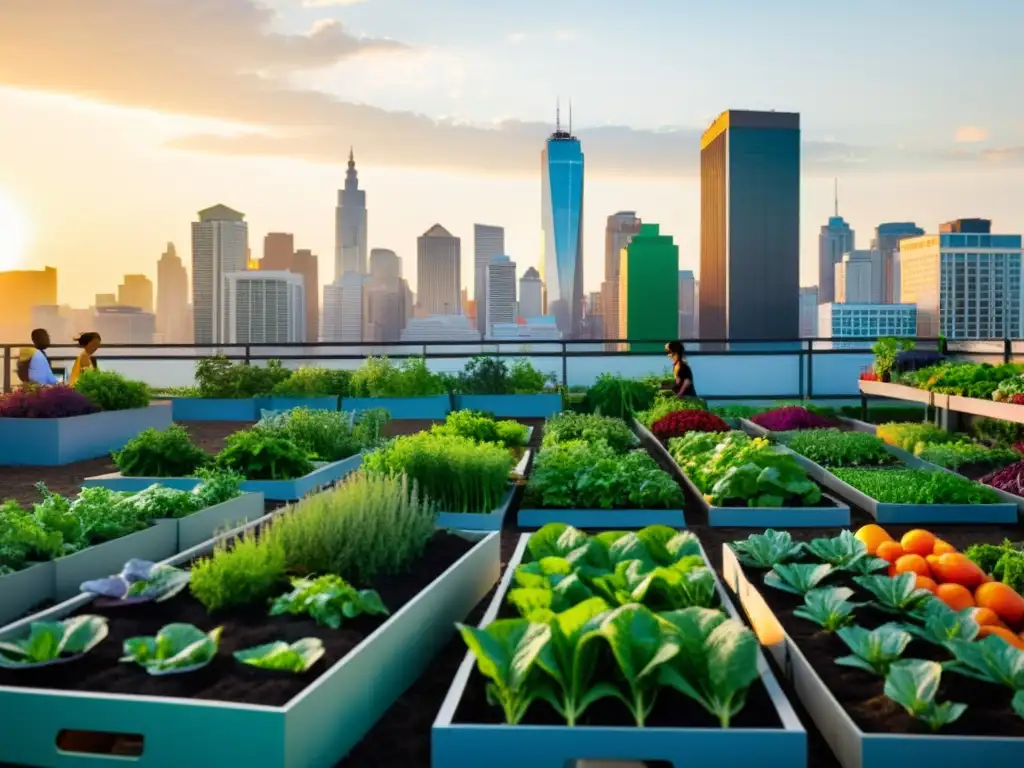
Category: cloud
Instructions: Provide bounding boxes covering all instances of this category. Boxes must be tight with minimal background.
[303,0,366,6]
[553,30,580,42]
[507,32,527,44]
[955,125,989,143]
[1,0,1021,179]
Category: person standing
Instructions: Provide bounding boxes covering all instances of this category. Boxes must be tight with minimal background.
[17,328,59,385]
[665,340,697,398]
[69,332,102,386]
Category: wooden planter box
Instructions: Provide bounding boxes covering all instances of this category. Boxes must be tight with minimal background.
[858,381,933,405]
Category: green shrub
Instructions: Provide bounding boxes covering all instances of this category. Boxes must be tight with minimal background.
[431,409,529,447]
[257,407,363,462]
[113,426,208,477]
[189,529,287,612]
[214,430,314,480]
[349,356,447,397]
[194,355,290,398]
[456,356,552,394]
[271,367,352,397]
[74,369,150,411]
[586,374,659,418]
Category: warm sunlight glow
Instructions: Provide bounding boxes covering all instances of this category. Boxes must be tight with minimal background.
[0,188,31,271]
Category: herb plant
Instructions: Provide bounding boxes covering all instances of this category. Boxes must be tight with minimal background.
[234,638,325,673]
[194,356,290,398]
[349,356,446,397]
[0,385,99,418]
[876,422,957,452]
[215,430,314,480]
[914,442,1017,472]
[432,409,529,447]
[883,659,967,732]
[779,429,896,468]
[831,468,1001,505]
[256,406,368,462]
[113,425,208,477]
[121,623,222,675]
[270,574,388,629]
[542,412,637,454]
[0,615,108,668]
[963,540,1024,593]
[189,529,287,612]
[271,366,351,397]
[586,374,658,419]
[637,394,708,428]
[73,369,151,411]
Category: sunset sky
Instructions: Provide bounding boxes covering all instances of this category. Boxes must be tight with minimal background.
[1,0,1023,309]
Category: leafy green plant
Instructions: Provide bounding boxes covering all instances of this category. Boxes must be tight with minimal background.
[899,599,979,645]
[189,530,287,612]
[586,374,659,419]
[191,468,245,509]
[69,486,150,545]
[963,540,1024,594]
[257,407,365,462]
[763,563,834,595]
[508,358,552,393]
[884,659,967,731]
[272,472,436,585]
[872,337,915,381]
[0,615,108,668]
[432,409,528,448]
[876,422,957,452]
[234,638,325,673]
[779,429,896,468]
[121,623,222,675]
[853,572,933,614]
[835,624,911,675]
[351,408,390,450]
[945,635,1024,690]
[806,530,869,570]
[636,394,708,428]
[0,499,65,573]
[542,412,637,454]
[194,356,290,398]
[73,369,151,411]
[458,356,510,394]
[215,430,314,480]
[793,587,858,632]
[915,441,1018,472]
[730,530,805,569]
[81,560,191,604]
[831,468,1001,505]
[113,425,208,477]
[118,485,202,520]
[270,574,388,629]
[349,356,446,397]
[271,366,351,397]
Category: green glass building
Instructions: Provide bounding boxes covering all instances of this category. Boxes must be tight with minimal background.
[619,223,679,352]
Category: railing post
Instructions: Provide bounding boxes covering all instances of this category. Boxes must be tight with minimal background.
[244,345,251,366]
[2,345,9,394]
[806,339,814,401]
[561,342,568,389]
[1004,337,1012,365]
[798,341,805,400]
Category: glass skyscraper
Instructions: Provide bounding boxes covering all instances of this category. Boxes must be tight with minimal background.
[541,113,584,337]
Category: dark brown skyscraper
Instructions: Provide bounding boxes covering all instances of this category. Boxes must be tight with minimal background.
[699,110,800,341]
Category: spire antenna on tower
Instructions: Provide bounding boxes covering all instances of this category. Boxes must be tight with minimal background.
[556,96,561,133]
[834,177,839,217]
[568,99,572,135]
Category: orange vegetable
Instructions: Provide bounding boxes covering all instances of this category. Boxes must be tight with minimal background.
[973,607,1007,628]
[895,554,931,578]
[977,625,1024,650]
[930,553,987,588]
[855,524,894,555]
[876,541,904,564]
[887,562,898,577]
[932,539,956,555]
[935,583,975,611]
[901,529,937,557]
[974,582,1024,628]
[914,575,937,593]
[925,554,942,571]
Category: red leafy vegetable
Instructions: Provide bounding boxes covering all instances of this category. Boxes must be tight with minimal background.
[0,386,100,418]
[981,460,1024,497]
[751,406,834,432]
[651,410,730,439]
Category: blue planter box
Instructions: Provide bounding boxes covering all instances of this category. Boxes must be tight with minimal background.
[517,508,686,529]
[257,396,339,414]
[436,486,515,532]
[454,393,562,419]
[0,403,173,466]
[341,395,451,419]
[85,454,363,501]
[167,397,257,422]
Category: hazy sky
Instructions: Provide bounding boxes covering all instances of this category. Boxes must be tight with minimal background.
[1,0,1022,308]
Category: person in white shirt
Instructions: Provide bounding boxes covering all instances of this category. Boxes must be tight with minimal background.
[17,328,59,386]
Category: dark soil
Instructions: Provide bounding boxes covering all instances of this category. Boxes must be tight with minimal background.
[735,558,1024,738]
[0,531,475,707]
[951,460,1015,482]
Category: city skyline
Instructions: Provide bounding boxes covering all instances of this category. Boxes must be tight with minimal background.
[1,1,1022,309]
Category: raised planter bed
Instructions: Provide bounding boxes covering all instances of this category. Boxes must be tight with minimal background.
[84,453,363,501]
[257,395,340,414]
[340,394,451,420]
[166,396,258,421]
[721,543,1024,768]
[435,450,530,532]
[0,402,173,466]
[945,394,1024,425]
[0,528,501,768]
[174,491,266,551]
[453,393,562,419]
[516,507,686,529]
[431,534,807,768]
[0,562,55,628]
[858,380,934,405]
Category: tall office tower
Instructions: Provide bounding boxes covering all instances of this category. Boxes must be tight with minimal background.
[835,250,883,304]
[369,248,401,284]
[817,180,855,305]
[900,223,1022,339]
[291,249,319,343]
[678,270,696,339]
[322,272,368,342]
[485,254,516,336]
[618,223,679,352]
[873,222,924,303]
[95,293,116,307]
[0,266,57,341]
[700,110,800,341]
[94,306,156,344]
[940,218,991,233]
[262,233,295,271]
[417,224,461,315]
[156,243,189,342]
[541,103,585,337]
[335,148,368,280]
[118,274,154,313]
[603,211,642,347]
[518,266,543,319]
[473,225,504,334]
[799,286,819,337]
[365,280,408,342]
[224,271,305,344]
[191,204,248,345]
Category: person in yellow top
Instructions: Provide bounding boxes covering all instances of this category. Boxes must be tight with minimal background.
[69,332,102,386]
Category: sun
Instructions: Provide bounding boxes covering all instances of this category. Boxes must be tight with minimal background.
[0,188,32,272]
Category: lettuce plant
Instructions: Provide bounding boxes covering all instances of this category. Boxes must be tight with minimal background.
[884,659,967,731]
[763,563,834,595]
[731,529,805,569]
[835,624,911,675]
[806,531,868,571]
[945,635,1024,690]
[269,574,388,629]
[121,623,222,675]
[899,599,979,646]
[81,559,190,605]
[234,638,325,673]
[0,615,108,668]
[853,572,934,615]
[793,587,857,632]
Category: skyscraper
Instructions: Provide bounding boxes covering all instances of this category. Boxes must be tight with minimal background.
[799,286,819,338]
[518,266,543,319]
[292,249,319,342]
[262,233,295,271]
[225,271,305,343]
[417,224,461,315]
[485,254,516,336]
[322,272,368,342]
[603,211,642,346]
[700,109,800,341]
[540,104,584,337]
[156,242,189,342]
[678,270,696,339]
[618,223,679,352]
[835,250,883,304]
[335,148,368,280]
[118,274,153,312]
[0,266,56,341]
[473,225,504,334]
[94,305,156,344]
[872,222,924,303]
[191,204,247,345]
[366,248,406,342]
[370,248,401,285]
[817,180,855,304]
